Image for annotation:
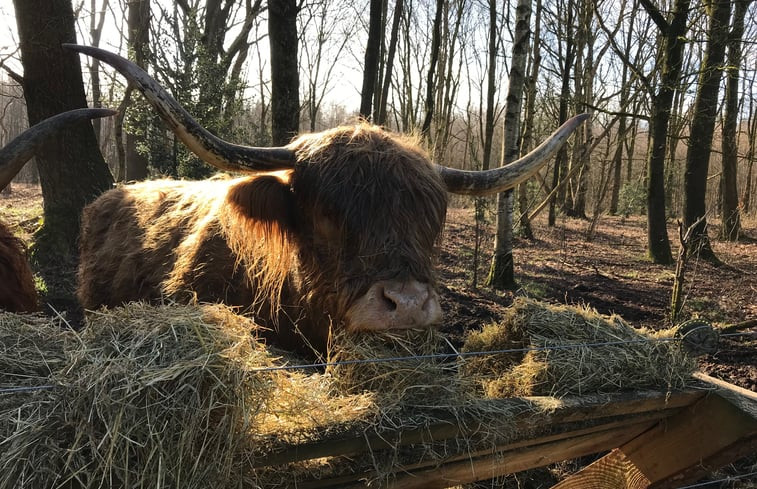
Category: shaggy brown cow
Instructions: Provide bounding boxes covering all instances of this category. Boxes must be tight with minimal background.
[68,45,588,357]
[0,108,115,312]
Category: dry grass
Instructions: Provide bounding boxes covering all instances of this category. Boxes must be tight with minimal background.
[0,300,698,488]
[462,298,697,398]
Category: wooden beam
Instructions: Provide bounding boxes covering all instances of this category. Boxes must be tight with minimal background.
[252,390,702,468]
[549,389,757,489]
[382,423,651,489]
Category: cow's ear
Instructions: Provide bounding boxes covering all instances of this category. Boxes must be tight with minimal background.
[226,175,295,233]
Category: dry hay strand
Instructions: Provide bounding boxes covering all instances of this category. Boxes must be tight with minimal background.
[0,312,72,445]
[0,311,70,391]
[462,298,697,398]
[0,303,277,489]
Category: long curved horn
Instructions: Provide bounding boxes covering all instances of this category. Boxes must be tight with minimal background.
[438,113,590,195]
[0,108,116,191]
[63,44,296,173]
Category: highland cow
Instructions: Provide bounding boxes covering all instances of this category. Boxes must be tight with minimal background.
[68,45,588,357]
[0,108,115,312]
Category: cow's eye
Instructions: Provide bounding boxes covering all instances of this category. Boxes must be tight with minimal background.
[313,214,340,243]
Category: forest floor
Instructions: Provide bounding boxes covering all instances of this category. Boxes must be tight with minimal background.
[3,183,757,486]
[438,206,757,393]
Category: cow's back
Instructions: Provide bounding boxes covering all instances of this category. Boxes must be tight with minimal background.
[77,178,253,309]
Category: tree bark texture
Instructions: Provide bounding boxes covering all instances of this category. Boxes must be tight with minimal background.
[125,0,151,181]
[269,0,300,145]
[13,0,114,266]
[719,0,751,241]
[360,0,384,119]
[641,0,691,265]
[420,0,444,138]
[682,0,731,261]
[487,0,531,291]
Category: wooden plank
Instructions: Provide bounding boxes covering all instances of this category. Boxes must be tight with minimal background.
[549,391,757,489]
[550,449,650,489]
[296,411,679,489]
[252,390,703,468]
[380,423,651,489]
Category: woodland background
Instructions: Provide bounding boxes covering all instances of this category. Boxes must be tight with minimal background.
[0,0,756,305]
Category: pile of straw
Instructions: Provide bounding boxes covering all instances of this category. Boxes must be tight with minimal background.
[0,298,697,488]
[461,298,696,398]
[1,303,277,489]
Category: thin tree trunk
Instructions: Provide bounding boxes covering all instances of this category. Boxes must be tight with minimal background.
[420,0,444,138]
[360,0,383,119]
[518,0,542,238]
[269,0,300,145]
[548,0,574,227]
[124,0,150,181]
[486,0,532,291]
[719,0,751,241]
[682,0,731,262]
[376,0,404,125]
[640,0,691,265]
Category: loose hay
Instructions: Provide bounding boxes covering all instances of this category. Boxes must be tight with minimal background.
[1,303,277,489]
[1,298,698,488]
[462,298,697,398]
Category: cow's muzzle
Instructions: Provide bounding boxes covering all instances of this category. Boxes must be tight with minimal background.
[345,280,442,331]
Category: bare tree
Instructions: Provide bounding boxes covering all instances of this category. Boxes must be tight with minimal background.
[269,0,299,145]
[682,0,731,263]
[13,0,114,305]
[486,0,531,290]
[360,0,384,119]
[375,0,404,124]
[720,0,752,240]
[420,0,444,138]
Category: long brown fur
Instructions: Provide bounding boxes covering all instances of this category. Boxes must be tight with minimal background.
[78,123,448,356]
[0,222,37,312]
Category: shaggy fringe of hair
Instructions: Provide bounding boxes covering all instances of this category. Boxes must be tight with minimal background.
[0,223,37,312]
[219,176,296,316]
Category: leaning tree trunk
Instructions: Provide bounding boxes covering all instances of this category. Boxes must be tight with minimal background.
[682,0,730,263]
[269,0,300,145]
[486,0,532,291]
[13,0,114,308]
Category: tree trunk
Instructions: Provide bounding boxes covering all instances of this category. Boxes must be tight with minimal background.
[719,0,751,241]
[518,0,542,238]
[682,0,731,262]
[486,0,532,291]
[743,91,757,214]
[269,0,300,145]
[376,0,404,125]
[420,0,444,138]
[640,0,691,265]
[548,0,574,227]
[481,0,498,172]
[13,0,114,306]
[360,0,384,119]
[88,0,108,138]
[125,0,151,181]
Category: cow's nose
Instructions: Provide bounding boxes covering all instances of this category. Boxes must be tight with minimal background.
[345,280,443,331]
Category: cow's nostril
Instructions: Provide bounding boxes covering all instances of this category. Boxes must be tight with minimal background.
[382,288,398,311]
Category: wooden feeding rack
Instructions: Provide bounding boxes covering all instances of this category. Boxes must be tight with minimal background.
[252,372,757,489]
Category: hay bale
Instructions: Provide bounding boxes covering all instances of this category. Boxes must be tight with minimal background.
[461,298,697,398]
[1,298,699,488]
[1,303,277,489]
